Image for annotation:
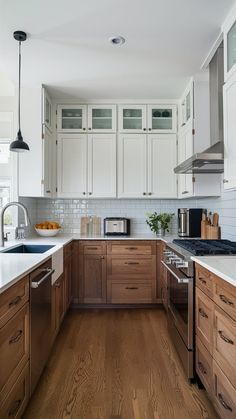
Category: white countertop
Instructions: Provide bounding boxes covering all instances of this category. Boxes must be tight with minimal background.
[192,256,236,287]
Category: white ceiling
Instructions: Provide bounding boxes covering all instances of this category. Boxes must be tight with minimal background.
[0,0,235,100]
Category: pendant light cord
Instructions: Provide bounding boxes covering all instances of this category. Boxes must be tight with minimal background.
[18,40,21,133]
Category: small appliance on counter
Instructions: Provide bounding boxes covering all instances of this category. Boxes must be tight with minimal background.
[104,217,130,236]
[178,208,203,237]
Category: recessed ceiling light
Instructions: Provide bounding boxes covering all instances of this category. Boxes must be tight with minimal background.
[109,36,125,46]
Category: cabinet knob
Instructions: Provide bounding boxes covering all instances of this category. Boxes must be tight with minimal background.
[83,128,86,131]
[89,192,92,195]
[148,192,152,196]
[223,179,229,184]
[88,128,92,130]
[143,192,146,196]
[83,192,86,195]
[143,128,146,131]
[148,128,152,131]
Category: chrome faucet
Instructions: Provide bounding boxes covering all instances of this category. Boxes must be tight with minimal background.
[0,202,30,247]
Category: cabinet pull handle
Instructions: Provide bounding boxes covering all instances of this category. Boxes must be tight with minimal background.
[100,256,105,259]
[89,247,98,250]
[8,399,22,416]
[9,295,22,308]
[181,123,186,127]
[125,247,138,250]
[46,190,51,193]
[198,308,208,318]
[219,294,234,306]
[182,191,189,194]
[125,287,138,290]
[9,330,23,344]
[198,361,207,375]
[218,393,232,412]
[125,262,139,265]
[223,179,229,184]
[55,282,61,288]
[198,277,207,285]
[218,330,234,345]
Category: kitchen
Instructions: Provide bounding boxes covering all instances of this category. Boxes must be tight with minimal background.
[1,0,236,418]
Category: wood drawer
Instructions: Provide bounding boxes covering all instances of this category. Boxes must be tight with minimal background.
[195,287,214,354]
[195,264,213,298]
[213,305,236,389]
[84,244,105,255]
[0,361,29,418]
[0,303,29,401]
[214,277,236,322]
[0,276,29,328]
[213,361,236,419]
[107,241,155,255]
[107,281,153,304]
[108,256,154,278]
[195,335,213,394]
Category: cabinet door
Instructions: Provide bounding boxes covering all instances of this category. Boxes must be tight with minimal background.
[223,74,236,189]
[42,88,52,132]
[88,134,116,198]
[147,105,177,133]
[42,127,53,197]
[118,134,147,198]
[80,254,106,304]
[118,105,146,133]
[87,105,116,133]
[223,12,236,81]
[57,133,87,197]
[64,257,72,310]
[147,134,177,198]
[180,81,194,129]
[55,275,65,327]
[177,125,193,198]
[57,105,87,132]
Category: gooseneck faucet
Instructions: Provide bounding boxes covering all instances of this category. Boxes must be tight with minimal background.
[0,201,30,247]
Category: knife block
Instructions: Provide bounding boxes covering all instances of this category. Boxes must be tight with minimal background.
[206,225,220,239]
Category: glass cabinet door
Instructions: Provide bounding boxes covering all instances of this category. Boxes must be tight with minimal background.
[119,105,146,133]
[88,105,116,132]
[42,88,53,132]
[227,20,236,74]
[147,105,176,133]
[57,105,87,132]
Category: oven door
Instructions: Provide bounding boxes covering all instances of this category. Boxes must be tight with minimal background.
[161,261,193,350]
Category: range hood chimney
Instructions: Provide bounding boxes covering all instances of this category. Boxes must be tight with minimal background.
[174,43,224,174]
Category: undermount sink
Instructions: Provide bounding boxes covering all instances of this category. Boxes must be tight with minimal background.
[1,244,55,254]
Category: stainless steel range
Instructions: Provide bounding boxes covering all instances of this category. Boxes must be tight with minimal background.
[161,239,236,381]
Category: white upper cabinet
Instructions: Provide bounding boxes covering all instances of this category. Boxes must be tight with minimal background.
[57,133,87,198]
[118,134,147,197]
[57,133,116,198]
[147,105,177,133]
[118,105,147,133]
[118,133,177,198]
[87,105,116,133]
[223,72,236,189]
[222,5,236,82]
[88,134,116,197]
[57,105,87,132]
[147,134,177,198]
[179,82,194,130]
[42,127,53,196]
[42,88,53,132]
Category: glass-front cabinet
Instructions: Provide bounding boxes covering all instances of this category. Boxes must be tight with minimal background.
[87,105,116,132]
[147,105,177,133]
[119,105,147,133]
[42,88,53,132]
[57,105,87,132]
[180,81,193,129]
[224,14,236,81]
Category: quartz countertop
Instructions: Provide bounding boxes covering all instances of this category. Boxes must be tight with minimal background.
[191,256,236,287]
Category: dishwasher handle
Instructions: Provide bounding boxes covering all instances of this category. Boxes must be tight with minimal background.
[31,267,55,288]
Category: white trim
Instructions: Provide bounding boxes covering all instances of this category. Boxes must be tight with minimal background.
[201,32,223,69]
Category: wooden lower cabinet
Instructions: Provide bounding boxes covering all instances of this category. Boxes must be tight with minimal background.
[107,280,152,303]
[195,335,213,394]
[0,362,30,418]
[0,275,29,329]
[64,254,72,310]
[195,287,214,354]
[213,361,236,419]
[79,241,107,304]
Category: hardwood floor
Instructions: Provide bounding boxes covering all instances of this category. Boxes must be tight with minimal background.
[24,309,218,419]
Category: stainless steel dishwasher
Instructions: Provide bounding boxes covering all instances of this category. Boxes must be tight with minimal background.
[30,259,54,395]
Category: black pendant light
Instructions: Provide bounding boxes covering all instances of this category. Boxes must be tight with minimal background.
[10,30,30,152]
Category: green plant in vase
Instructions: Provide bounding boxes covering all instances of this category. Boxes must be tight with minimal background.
[146,212,174,236]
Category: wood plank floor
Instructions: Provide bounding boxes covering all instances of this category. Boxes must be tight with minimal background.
[24,309,218,419]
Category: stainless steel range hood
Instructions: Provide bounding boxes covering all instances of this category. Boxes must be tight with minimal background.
[174,44,224,174]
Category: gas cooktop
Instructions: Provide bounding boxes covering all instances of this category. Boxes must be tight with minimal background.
[173,239,236,256]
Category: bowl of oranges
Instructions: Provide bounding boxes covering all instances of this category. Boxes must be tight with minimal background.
[35,221,61,237]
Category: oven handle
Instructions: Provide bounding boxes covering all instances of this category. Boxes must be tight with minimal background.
[161,260,190,284]
[31,268,55,288]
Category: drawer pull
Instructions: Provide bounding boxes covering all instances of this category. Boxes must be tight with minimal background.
[198,308,208,318]
[88,247,98,250]
[125,247,138,250]
[219,294,234,306]
[9,330,23,344]
[198,361,207,375]
[8,295,22,308]
[125,287,138,290]
[218,393,232,412]
[125,262,139,265]
[198,277,207,285]
[8,399,22,416]
[218,330,234,345]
